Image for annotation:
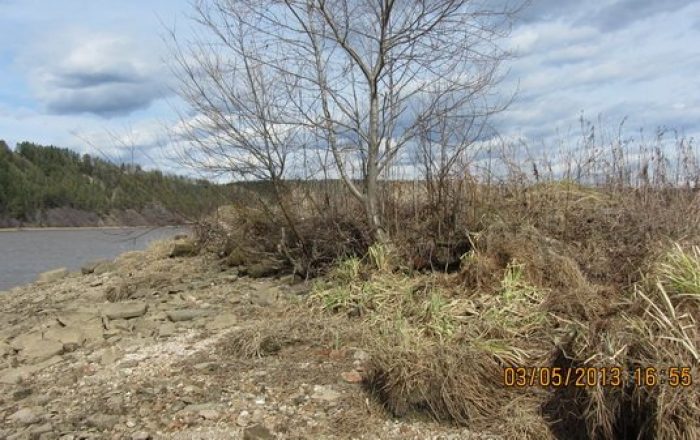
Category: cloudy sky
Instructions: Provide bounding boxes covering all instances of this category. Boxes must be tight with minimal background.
[0,0,698,173]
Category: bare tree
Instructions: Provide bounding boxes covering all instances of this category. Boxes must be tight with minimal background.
[171,0,520,243]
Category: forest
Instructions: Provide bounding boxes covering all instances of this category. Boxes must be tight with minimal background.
[0,140,222,225]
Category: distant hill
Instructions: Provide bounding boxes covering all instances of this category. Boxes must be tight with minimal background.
[0,140,223,227]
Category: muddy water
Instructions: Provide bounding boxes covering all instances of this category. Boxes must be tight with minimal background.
[0,227,188,291]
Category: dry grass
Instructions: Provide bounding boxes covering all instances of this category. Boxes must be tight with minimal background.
[199,128,700,438]
[307,218,700,438]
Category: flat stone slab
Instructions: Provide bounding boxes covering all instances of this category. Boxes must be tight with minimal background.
[19,339,64,363]
[56,311,99,327]
[166,309,212,322]
[102,302,148,320]
[44,326,86,347]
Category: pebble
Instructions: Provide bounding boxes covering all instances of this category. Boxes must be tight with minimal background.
[236,410,251,427]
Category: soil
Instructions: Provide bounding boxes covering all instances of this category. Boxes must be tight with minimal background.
[0,243,502,439]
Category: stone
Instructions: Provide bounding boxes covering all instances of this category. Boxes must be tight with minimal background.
[102,302,148,320]
[100,347,123,365]
[86,413,119,430]
[18,338,63,363]
[0,364,41,384]
[55,311,98,327]
[183,403,220,413]
[105,282,132,302]
[249,290,278,307]
[248,261,281,279]
[224,249,246,267]
[131,432,150,440]
[340,371,363,383]
[0,340,12,356]
[243,425,274,440]
[158,322,176,337]
[132,320,156,337]
[37,268,68,283]
[353,349,370,361]
[44,327,86,348]
[108,319,133,332]
[199,409,220,420]
[236,410,251,427]
[30,422,53,436]
[12,387,32,401]
[81,259,111,275]
[311,385,341,402]
[9,407,43,425]
[204,313,237,330]
[166,309,211,322]
[170,241,197,258]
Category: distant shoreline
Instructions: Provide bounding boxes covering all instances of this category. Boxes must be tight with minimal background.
[0,225,190,232]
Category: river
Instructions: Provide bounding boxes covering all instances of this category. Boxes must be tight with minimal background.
[0,226,188,291]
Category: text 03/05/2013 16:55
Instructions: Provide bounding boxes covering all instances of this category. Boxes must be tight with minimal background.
[502,366,693,388]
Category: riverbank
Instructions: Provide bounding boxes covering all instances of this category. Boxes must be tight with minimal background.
[0,238,487,440]
[0,206,188,230]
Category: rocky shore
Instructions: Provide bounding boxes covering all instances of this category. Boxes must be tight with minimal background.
[0,240,494,440]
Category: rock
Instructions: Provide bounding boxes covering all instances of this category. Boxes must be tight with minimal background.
[131,432,150,440]
[44,327,86,349]
[80,319,105,342]
[105,282,132,302]
[158,322,176,337]
[55,311,98,327]
[18,338,63,363]
[204,313,237,330]
[353,349,370,361]
[30,422,53,436]
[248,261,281,278]
[224,249,246,267]
[132,319,156,337]
[170,241,197,258]
[102,302,148,320]
[37,268,68,283]
[340,371,363,383]
[243,425,275,440]
[236,410,251,427]
[183,403,221,413]
[85,413,119,430]
[12,387,32,401]
[166,309,211,322]
[9,407,43,425]
[0,365,35,384]
[249,290,278,307]
[81,259,111,275]
[107,319,133,332]
[311,385,341,402]
[199,409,220,420]
[100,347,123,365]
[0,340,13,356]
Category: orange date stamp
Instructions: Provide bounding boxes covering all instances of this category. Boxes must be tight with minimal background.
[503,366,693,388]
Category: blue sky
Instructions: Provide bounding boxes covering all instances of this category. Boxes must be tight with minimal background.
[0,0,698,173]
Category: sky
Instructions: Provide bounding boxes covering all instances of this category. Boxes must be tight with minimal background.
[0,0,698,175]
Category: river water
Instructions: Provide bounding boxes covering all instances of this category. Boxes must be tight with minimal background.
[0,227,188,291]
